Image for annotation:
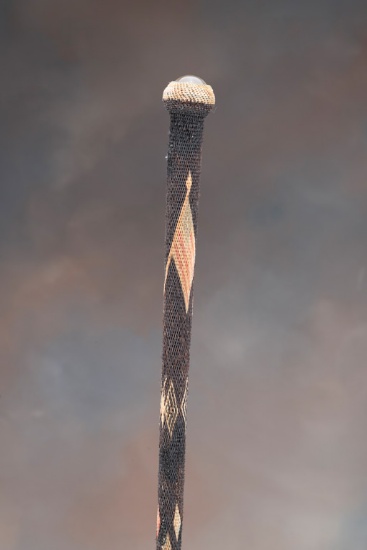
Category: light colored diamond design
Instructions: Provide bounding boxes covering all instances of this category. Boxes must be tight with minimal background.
[160,379,179,437]
[181,378,188,426]
[164,171,196,312]
[162,533,172,550]
[164,380,179,437]
[160,377,167,426]
[174,504,181,540]
[156,507,160,538]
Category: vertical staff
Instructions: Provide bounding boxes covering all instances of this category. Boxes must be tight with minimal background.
[156,76,215,550]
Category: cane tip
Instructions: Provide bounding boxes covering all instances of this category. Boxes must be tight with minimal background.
[163,76,215,111]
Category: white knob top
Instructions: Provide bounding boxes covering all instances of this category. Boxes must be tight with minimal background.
[175,75,206,85]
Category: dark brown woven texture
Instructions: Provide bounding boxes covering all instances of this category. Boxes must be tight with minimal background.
[156,88,213,550]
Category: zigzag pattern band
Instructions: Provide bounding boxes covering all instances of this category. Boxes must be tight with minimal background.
[156,79,215,550]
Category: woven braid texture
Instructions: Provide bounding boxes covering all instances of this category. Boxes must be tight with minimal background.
[163,81,215,105]
[156,89,213,550]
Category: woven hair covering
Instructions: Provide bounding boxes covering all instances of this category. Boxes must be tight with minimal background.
[156,77,214,550]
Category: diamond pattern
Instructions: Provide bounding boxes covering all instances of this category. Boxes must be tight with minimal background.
[160,377,167,426]
[161,379,179,437]
[162,534,172,550]
[181,378,188,426]
[164,171,196,312]
[174,504,181,540]
[156,507,160,538]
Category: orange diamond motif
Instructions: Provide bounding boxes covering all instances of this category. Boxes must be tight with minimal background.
[164,171,196,312]
[156,507,161,538]
[160,376,168,426]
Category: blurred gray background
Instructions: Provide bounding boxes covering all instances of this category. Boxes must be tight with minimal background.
[1,1,367,548]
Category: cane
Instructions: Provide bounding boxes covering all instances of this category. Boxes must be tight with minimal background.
[156,75,215,550]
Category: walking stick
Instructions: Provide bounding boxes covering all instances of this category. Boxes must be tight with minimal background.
[156,75,215,550]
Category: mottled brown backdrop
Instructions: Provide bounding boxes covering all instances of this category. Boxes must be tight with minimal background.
[1,1,367,549]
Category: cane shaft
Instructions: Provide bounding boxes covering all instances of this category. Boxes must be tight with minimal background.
[156,79,214,550]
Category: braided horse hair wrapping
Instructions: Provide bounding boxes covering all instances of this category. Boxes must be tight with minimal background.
[156,78,215,550]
